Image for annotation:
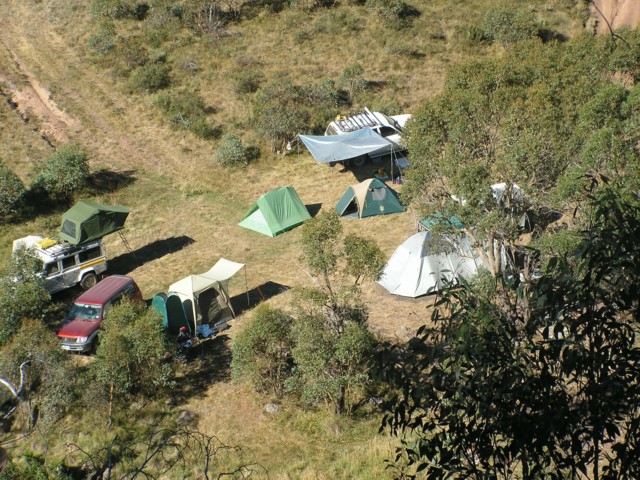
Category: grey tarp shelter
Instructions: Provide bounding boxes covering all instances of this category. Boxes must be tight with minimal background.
[335,178,404,218]
[239,186,311,237]
[378,231,484,297]
[59,200,130,245]
[155,259,246,335]
[298,128,396,164]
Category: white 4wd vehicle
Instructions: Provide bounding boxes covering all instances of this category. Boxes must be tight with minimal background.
[12,236,107,294]
[324,108,411,166]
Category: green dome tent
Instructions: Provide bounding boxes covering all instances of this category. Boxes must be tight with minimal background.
[239,186,311,237]
[335,178,404,219]
[59,200,130,245]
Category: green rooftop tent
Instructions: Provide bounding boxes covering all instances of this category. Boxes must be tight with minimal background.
[335,178,404,219]
[239,186,311,237]
[59,200,130,245]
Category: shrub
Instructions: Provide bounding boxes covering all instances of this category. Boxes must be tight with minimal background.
[0,161,26,220]
[232,68,264,95]
[231,304,294,396]
[0,248,50,347]
[365,0,419,27]
[91,299,174,402]
[89,0,138,19]
[482,5,539,46]
[129,63,170,93]
[88,21,117,55]
[338,64,368,101]
[32,144,89,201]
[155,90,215,138]
[215,134,248,167]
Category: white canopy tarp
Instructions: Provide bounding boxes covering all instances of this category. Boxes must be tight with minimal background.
[298,127,396,164]
[378,231,484,298]
[168,258,245,332]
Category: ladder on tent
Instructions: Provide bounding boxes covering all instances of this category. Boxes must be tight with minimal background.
[118,230,134,254]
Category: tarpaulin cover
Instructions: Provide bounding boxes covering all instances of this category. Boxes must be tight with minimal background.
[59,200,130,245]
[298,128,395,164]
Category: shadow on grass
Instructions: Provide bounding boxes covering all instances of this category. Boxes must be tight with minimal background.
[230,280,290,317]
[87,169,137,193]
[109,236,195,275]
[174,333,232,401]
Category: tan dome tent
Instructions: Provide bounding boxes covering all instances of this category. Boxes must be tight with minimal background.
[335,178,404,219]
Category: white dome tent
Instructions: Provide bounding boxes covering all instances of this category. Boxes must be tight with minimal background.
[378,231,484,298]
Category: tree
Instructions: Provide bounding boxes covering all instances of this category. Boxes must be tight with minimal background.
[32,144,90,202]
[0,320,75,428]
[0,161,26,221]
[338,64,368,102]
[0,247,50,347]
[289,211,384,414]
[90,299,174,423]
[403,31,640,289]
[231,304,294,396]
[382,184,640,479]
[215,133,248,167]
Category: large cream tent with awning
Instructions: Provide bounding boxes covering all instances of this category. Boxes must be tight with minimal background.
[153,258,246,335]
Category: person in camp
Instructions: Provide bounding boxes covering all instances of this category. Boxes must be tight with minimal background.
[176,326,191,346]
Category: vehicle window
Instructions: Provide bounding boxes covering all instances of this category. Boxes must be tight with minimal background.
[69,303,102,320]
[325,125,339,135]
[61,255,78,271]
[379,126,399,138]
[79,246,102,263]
[44,262,59,275]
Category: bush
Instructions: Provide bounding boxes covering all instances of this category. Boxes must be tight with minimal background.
[338,64,368,101]
[0,248,50,347]
[215,134,248,167]
[482,5,539,46]
[91,299,174,403]
[155,90,215,138]
[232,68,264,95]
[129,63,170,93]
[365,0,419,27]
[88,21,117,55]
[89,0,138,19]
[231,304,294,396]
[32,144,89,201]
[0,161,26,221]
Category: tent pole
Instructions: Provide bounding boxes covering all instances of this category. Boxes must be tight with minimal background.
[244,267,250,307]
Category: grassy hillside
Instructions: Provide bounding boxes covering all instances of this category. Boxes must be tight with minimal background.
[0,1,587,477]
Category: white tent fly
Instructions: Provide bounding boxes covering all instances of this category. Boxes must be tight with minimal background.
[168,258,245,334]
[378,231,484,298]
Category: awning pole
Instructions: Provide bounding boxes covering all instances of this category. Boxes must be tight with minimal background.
[244,267,250,307]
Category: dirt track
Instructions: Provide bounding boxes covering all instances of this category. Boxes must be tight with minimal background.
[593,0,640,33]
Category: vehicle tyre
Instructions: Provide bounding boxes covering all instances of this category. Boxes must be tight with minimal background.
[89,336,99,355]
[353,156,367,167]
[80,272,98,290]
